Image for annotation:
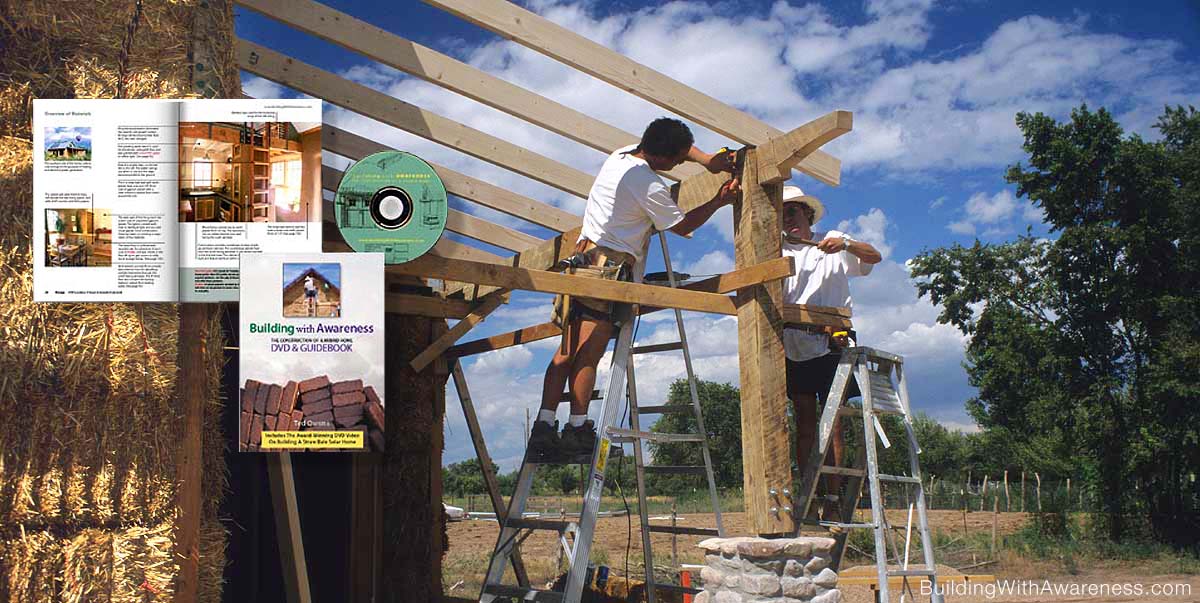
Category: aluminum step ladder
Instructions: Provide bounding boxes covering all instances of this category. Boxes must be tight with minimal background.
[794,347,944,603]
[616,232,725,602]
[477,232,724,603]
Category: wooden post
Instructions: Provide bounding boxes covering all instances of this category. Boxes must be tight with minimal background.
[267,453,313,603]
[734,146,793,535]
[1003,470,1009,512]
[671,500,679,571]
[1066,477,1071,509]
[174,304,211,603]
[1035,473,1042,512]
[1020,471,1026,513]
[980,475,988,512]
[990,496,998,558]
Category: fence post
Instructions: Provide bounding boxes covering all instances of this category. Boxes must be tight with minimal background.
[991,496,999,558]
[1020,471,1025,513]
[1003,470,1010,512]
[980,475,988,512]
[1035,473,1042,512]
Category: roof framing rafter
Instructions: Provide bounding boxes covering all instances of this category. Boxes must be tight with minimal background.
[423,0,843,186]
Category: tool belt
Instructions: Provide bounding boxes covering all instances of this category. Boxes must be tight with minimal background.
[551,239,635,333]
[787,324,856,352]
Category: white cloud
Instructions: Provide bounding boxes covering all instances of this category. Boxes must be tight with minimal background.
[836,208,893,259]
[241,74,289,99]
[681,250,734,277]
[946,189,1046,236]
[939,419,981,434]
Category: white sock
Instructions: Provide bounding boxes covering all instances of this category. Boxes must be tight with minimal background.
[537,409,556,424]
[569,414,586,427]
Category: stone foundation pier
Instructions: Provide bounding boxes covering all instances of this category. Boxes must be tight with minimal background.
[694,536,842,603]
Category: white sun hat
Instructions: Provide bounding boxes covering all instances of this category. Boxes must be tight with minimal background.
[782,185,825,225]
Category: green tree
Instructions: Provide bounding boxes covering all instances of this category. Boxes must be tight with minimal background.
[442,458,495,498]
[911,105,1200,544]
[646,379,743,494]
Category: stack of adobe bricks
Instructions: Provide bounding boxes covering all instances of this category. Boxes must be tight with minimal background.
[239,375,385,451]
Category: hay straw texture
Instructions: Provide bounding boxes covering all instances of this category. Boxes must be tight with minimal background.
[0,1,235,601]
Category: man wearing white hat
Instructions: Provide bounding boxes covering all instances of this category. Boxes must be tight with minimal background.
[780,185,881,516]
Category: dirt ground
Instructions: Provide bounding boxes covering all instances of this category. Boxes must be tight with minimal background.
[444,510,1199,602]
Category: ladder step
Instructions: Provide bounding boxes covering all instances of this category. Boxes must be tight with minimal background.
[632,341,683,354]
[483,584,564,601]
[652,583,702,595]
[608,428,702,443]
[887,568,937,577]
[837,406,862,417]
[558,389,601,402]
[878,473,921,484]
[820,521,876,530]
[532,445,624,466]
[642,465,707,475]
[819,466,865,477]
[646,524,721,536]
[505,518,573,532]
[635,404,690,414]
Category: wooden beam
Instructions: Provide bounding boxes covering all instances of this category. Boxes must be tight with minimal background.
[760,111,854,184]
[679,256,794,294]
[388,254,741,315]
[266,453,313,603]
[423,0,843,186]
[322,164,542,252]
[236,38,594,198]
[324,125,581,233]
[322,215,509,283]
[173,304,209,603]
[443,302,850,359]
[411,293,509,372]
[734,147,793,535]
[237,0,700,182]
[449,361,530,584]
[448,321,562,358]
[673,111,854,213]
[386,293,475,319]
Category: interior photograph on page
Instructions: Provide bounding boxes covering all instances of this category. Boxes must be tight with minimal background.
[177,121,319,223]
[43,208,113,268]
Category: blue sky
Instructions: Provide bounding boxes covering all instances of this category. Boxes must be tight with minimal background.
[283,263,341,290]
[44,126,91,150]
[236,0,1200,471]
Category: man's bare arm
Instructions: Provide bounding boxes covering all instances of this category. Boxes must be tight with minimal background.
[670,177,740,237]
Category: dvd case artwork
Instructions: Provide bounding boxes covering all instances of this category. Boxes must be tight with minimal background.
[238,252,384,452]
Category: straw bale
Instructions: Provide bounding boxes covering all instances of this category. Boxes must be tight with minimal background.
[1,1,234,601]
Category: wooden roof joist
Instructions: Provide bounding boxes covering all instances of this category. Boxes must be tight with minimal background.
[322,164,541,253]
[324,126,581,233]
[388,253,815,318]
[235,0,702,182]
[423,0,844,186]
[235,38,594,198]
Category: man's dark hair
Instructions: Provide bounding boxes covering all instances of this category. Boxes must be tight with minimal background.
[637,117,694,157]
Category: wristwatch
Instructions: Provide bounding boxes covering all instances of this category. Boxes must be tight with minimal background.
[841,236,850,251]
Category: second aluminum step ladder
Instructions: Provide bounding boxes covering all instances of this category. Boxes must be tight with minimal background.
[478,231,724,603]
[794,347,944,603]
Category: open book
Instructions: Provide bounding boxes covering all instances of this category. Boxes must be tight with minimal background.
[32,98,323,302]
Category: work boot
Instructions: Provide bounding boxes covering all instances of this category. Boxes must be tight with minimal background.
[560,420,597,458]
[528,420,561,461]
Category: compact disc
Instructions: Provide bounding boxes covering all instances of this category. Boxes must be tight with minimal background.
[334,151,447,263]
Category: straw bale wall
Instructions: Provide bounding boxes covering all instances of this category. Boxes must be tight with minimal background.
[0,2,231,601]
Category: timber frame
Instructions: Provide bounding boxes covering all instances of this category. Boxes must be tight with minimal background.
[238,0,854,536]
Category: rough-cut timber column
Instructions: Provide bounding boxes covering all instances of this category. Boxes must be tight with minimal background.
[734,147,794,535]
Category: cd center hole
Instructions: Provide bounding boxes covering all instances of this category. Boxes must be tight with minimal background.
[379,195,406,220]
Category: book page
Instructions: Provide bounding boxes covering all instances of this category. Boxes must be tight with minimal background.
[33,99,179,302]
[237,252,385,452]
[177,99,323,302]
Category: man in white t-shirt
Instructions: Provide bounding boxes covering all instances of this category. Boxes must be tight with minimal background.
[780,185,881,514]
[530,117,739,460]
[303,274,317,316]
